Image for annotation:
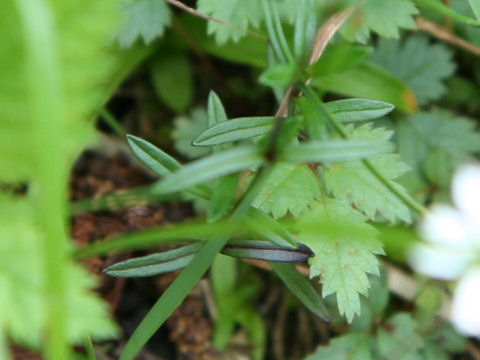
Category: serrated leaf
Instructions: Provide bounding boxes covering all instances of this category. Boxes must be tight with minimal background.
[371,35,455,104]
[172,107,211,159]
[117,0,170,48]
[324,124,412,223]
[374,313,423,360]
[252,163,321,219]
[397,110,480,185]
[341,0,418,42]
[298,199,384,322]
[197,0,263,44]
[305,332,372,360]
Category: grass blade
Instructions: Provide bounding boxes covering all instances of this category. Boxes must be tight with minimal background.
[72,221,222,259]
[119,234,229,360]
[271,262,329,321]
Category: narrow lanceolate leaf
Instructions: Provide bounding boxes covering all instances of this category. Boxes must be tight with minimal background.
[224,241,312,262]
[324,124,411,223]
[298,199,384,323]
[193,116,277,146]
[280,138,394,164]
[153,146,263,195]
[207,91,228,127]
[105,243,203,277]
[253,163,321,219]
[271,262,330,321]
[325,99,395,123]
[126,134,181,177]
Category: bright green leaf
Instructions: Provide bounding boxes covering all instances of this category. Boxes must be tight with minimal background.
[117,0,171,47]
[324,124,412,223]
[371,35,455,104]
[298,199,384,322]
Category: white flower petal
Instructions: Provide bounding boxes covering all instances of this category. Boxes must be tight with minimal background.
[451,267,480,336]
[419,205,473,249]
[408,243,474,280]
[452,164,480,225]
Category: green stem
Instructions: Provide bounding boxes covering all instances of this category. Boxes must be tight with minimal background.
[119,164,272,360]
[413,0,480,26]
[99,107,126,137]
[302,85,428,216]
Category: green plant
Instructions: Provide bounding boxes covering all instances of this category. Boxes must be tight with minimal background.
[3,0,480,358]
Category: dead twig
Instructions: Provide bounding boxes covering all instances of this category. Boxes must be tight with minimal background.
[416,17,480,57]
[275,6,354,117]
[165,0,266,40]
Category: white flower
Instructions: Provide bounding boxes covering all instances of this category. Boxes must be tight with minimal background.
[409,163,480,336]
